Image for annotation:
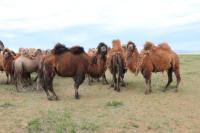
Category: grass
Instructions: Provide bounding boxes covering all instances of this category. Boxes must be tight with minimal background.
[27,109,76,133]
[106,100,123,107]
[80,119,99,131]
[27,118,41,133]
[0,54,200,133]
[0,102,15,108]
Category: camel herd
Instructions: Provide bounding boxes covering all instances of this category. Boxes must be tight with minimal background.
[0,40,181,100]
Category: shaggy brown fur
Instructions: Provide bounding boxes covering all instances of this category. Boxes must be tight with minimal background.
[2,48,15,84]
[38,43,89,100]
[13,49,43,91]
[0,53,4,71]
[87,48,97,57]
[126,41,139,73]
[126,41,181,94]
[107,39,127,91]
[87,42,108,85]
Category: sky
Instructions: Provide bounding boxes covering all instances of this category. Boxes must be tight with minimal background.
[0,0,200,53]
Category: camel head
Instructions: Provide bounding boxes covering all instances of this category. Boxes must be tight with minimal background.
[144,41,155,51]
[3,48,13,60]
[31,49,42,58]
[97,42,108,59]
[88,48,97,57]
[112,39,122,51]
[0,40,5,51]
[127,41,137,56]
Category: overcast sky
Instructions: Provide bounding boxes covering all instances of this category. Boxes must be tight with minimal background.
[0,0,200,52]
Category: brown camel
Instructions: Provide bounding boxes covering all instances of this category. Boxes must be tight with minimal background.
[126,41,181,94]
[87,42,108,85]
[107,39,127,92]
[2,48,15,84]
[38,43,89,100]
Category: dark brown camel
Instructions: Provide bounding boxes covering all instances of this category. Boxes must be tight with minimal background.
[87,42,108,85]
[38,43,89,100]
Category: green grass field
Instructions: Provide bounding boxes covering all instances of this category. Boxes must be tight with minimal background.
[0,54,200,133]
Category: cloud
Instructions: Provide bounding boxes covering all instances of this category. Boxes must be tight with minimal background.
[0,0,199,32]
[0,33,17,38]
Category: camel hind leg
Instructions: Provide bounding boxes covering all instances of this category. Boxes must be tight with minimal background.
[102,73,108,84]
[174,69,181,92]
[73,73,85,99]
[48,86,58,100]
[163,67,173,92]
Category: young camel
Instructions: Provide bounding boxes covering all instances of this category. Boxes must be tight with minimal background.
[126,41,181,94]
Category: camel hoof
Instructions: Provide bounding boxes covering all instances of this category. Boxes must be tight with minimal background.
[75,95,80,99]
[114,87,117,91]
[55,96,59,101]
[104,81,109,85]
[121,83,126,87]
[175,89,178,93]
[48,96,55,101]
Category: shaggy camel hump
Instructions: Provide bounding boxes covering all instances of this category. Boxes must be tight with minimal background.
[69,46,85,55]
[158,42,171,51]
[144,41,171,52]
[51,43,69,55]
[144,41,155,50]
[52,43,85,55]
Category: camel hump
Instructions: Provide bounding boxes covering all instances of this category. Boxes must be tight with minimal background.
[158,42,171,51]
[144,41,155,50]
[52,43,69,55]
[69,46,85,55]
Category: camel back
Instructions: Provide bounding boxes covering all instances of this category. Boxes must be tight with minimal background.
[52,43,85,55]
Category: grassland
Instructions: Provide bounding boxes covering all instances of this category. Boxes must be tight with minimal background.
[0,54,200,133]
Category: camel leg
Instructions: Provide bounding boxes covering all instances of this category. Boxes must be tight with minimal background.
[48,87,58,100]
[88,75,92,85]
[33,75,38,82]
[73,73,85,99]
[102,73,108,84]
[174,70,181,92]
[91,78,94,83]
[163,67,173,92]
[110,79,114,87]
[145,79,150,95]
[117,74,121,92]
[6,73,9,84]
[14,74,19,92]
[149,79,152,93]
[28,73,32,86]
[36,78,42,91]
[144,72,151,95]
[120,75,126,87]
[44,88,51,100]
[113,74,117,91]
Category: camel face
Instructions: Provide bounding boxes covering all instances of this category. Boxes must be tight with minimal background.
[97,42,108,59]
[127,42,136,56]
